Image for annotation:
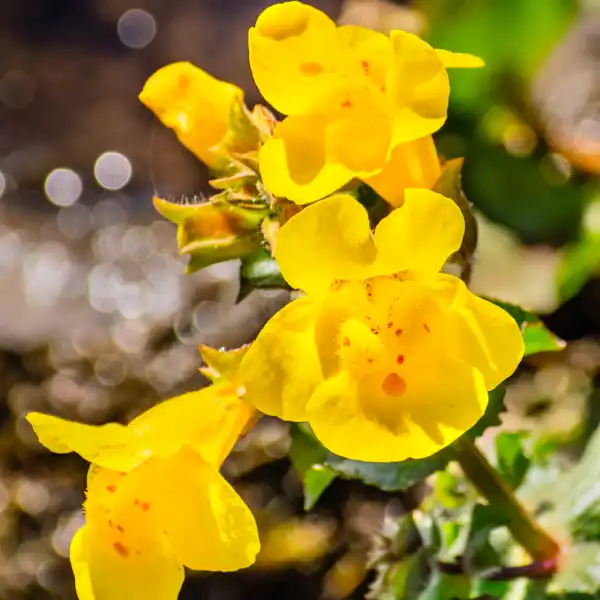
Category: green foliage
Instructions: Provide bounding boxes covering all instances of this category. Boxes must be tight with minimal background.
[238,247,289,300]
[558,229,600,303]
[490,300,565,356]
[423,0,576,114]
[495,432,531,490]
[289,425,336,510]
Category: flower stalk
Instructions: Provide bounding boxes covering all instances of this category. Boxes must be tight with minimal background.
[453,437,560,563]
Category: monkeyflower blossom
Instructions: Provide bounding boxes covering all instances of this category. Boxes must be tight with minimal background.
[240,191,524,462]
[249,1,482,204]
[139,61,260,169]
[27,382,259,600]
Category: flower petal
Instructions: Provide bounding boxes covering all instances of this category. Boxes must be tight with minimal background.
[307,359,487,462]
[337,25,391,89]
[436,49,485,69]
[249,1,339,115]
[363,136,441,207]
[139,62,245,167]
[128,385,254,467]
[259,115,353,204]
[240,296,323,421]
[276,194,376,294]
[144,447,260,571]
[26,413,144,472]
[374,189,465,275]
[387,30,450,146]
[73,514,183,600]
[439,275,524,390]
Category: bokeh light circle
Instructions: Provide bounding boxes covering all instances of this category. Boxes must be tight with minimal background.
[44,168,83,207]
[93,152,132,190]
[117,9,157,49]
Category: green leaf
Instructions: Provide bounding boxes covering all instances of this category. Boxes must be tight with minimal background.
[495,431,531,490]
[326,448,451,493]
[289,425,336,510]
[238,248,290,300]
[417,571,471,600]
[558,231,600,303]
[489,299,566,356]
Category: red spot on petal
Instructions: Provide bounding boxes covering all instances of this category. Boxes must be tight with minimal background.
[106,485,116,493]
[343,337,351,347]
[395,328,403,337]
[423,323,431,333]
[300,62,323,76]
[380,85,386,93]
[397,355,405,364]
[141,502,150,512]
[371,328,379,335]
[367,358,374,364]
[133,499,140,506]
[381,373,407,396]
[113,542,129,558]
[341,99,353,108]
[108,520,114,528]
[361,60,370,75]
[117,525,125,533]
[387,322,393,328]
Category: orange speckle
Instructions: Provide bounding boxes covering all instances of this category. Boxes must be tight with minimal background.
[367,358,374,364]
[117,525,125,533]
[113,542,129,558]
[371,328,379,335]
[395,328,403,337]
[106,485,116,493]
[382,373,407,396]
[361,60,370,75]
[423,323,431,333]
[141,502,150,512]
[343,337,351,347]
[341,99,353,108]
[300,62,323,76]
[108,520,114,528]
[397,355,405,365]
[387,322,393,328]
[380,85,386,93]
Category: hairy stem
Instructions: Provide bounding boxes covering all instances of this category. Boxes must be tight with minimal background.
[454,438,560,563]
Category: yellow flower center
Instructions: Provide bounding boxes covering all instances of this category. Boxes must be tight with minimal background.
[327,275,441,400]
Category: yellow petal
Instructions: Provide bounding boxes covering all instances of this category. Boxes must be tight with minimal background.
[26,413,145,472]
[28,385,253,472]
[436,49,485,69]
[364,136,441,207]
[259,115,353,204]
[143,447,260,571]
[71,528,96,600]
[240,296,323,421]
[276,194,377,294]
[139,62,245,167]
[307,360,487,462]
[438,275,524,390]
[324,83,392,175]
[128,384,254,467]
[249,2,340,115]
[387,30,450,146]
[337,25,391,89]
[374,189,464,275]
[76,504,183,600]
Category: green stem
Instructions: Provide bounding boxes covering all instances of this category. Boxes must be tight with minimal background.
[454,438,560,563]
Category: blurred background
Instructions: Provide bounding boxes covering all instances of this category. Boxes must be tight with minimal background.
[1,0,600,598]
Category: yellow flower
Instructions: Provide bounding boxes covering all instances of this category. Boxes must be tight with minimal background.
[139,62,258,169]
[27,384,260,600]
[363,135,441,208]
[249,1,482,204]
[240,191,523,462]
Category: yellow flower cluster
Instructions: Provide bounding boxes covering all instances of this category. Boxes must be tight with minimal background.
[28,3,525,599]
